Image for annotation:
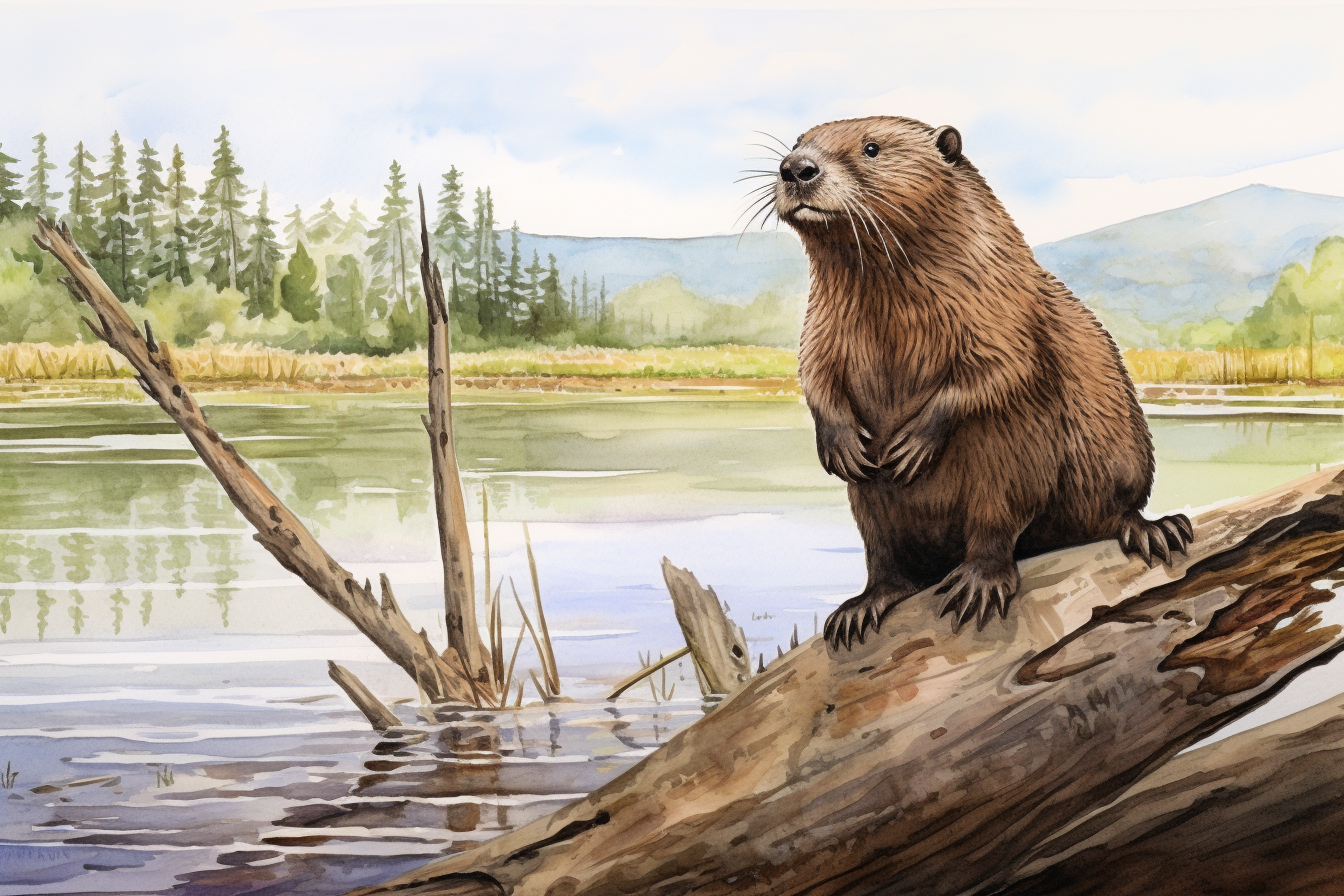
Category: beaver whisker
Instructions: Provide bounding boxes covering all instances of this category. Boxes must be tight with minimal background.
[857,199,912,272]
[854,201,897,273]
[754,130,792,153]
[835,196,866,274]
[735,194,774,231]
[866,193,921,233]
[747,143,785,158]
[734,173,778,184]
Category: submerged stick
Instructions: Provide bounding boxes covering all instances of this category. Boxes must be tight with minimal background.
[328,661,401,732]
[607,646,692,700]
[32,217,475,705]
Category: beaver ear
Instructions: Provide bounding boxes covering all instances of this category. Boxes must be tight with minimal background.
[934,126,962,163]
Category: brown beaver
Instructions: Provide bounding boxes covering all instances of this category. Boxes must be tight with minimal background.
[769,116,1193,648]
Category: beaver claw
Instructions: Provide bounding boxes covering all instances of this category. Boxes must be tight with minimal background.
[935,561,1021,632]
[873,408,952,485]
[824,589,906,650]
[815,420,877,482]
[1118,512,1194,566]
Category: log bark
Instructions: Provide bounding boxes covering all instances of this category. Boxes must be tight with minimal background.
[32,217,476,705]
[418,192,487,685]
[328,660,402,732]
[347,465,1344,896]
[997,692,1344,896]
[661,558,752,696]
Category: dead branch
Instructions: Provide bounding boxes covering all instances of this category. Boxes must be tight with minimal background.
[346,465,1344,896]
[32,217,476,705]
[418,190,487,686]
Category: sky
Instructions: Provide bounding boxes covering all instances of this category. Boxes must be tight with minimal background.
[6,0,1344,244]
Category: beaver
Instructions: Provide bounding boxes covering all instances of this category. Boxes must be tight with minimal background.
[768,116,1193,649]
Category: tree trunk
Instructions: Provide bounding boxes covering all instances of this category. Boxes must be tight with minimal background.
[346,464,1344,896]
[32,217,476,705]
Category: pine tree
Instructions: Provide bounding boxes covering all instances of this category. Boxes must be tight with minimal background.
[308,198,343,245]
[522,250,545,340]
[539,253,567,336]
[0,144,25,223]
[66,141,97,246]
[337,199,369,244]
[283,205,307,248]
[365,160,418,323]
[503,223,524,328]
[433,167,471,274]
[132,140,166,277]
[241,185,283,318]
[199,125,250,291]
[25,133,62,220]
[571,275,579,321]
[280,240,320,323]
[475,189,507,337]
[582,272,591,319]
[325,253,366,337]
[149,144,198,286]
[599,276,608,330]
[93,133,144,304]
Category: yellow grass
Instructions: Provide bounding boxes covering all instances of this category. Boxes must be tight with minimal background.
[0,342,799,384]
[11,341,1342,389]
[1122,346,1344,385]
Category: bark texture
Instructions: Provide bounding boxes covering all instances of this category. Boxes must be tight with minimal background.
[33,217,476,704]
[346,465,1344,896]
[998,692,1344,896]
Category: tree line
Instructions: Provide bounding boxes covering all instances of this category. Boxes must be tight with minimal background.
[0,131,613,353]
[1174,235,1344,360]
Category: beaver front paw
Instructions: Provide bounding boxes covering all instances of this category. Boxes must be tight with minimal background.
[824,588,908,650]
[1118,512,1193,566]
[935,560,1020,631]
[873,409,952,485]
[815,420,877,482]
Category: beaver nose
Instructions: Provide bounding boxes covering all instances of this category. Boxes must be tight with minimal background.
[780,155,821,184]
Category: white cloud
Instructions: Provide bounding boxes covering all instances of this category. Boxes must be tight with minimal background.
[6,1,1344,240]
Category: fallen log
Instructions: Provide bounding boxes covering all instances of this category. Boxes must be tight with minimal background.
[998,691,1344,896]
[662,559,752,697]
[32,217,476,705]
[348,464,1344,896]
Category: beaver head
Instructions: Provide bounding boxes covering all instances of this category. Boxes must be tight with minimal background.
[773,116,1000,279]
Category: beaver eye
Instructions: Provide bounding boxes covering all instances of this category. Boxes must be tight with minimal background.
[863,142,880,158]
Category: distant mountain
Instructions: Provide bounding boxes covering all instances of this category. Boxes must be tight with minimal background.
[510,185,1344,350]
[514,230,808,307]
[1034,185,1344,346]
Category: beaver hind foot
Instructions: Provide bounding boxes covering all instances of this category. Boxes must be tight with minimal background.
[1118,511,1194,566]
[936,559,1022,632]
[824,585,918,650]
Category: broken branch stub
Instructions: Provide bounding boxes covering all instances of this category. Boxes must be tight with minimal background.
[662,558,752,696]
[32,217,476,705]
[418,188,487,686]
[347,465,1344,896]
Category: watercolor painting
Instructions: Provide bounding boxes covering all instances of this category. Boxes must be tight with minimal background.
[6,2,1344,894]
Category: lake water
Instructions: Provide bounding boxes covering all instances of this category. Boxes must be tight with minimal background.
[3,388,1344,894]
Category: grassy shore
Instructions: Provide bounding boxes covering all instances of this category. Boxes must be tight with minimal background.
[5,342,1344,394]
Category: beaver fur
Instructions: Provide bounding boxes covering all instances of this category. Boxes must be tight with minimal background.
[770,116,1193,648]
